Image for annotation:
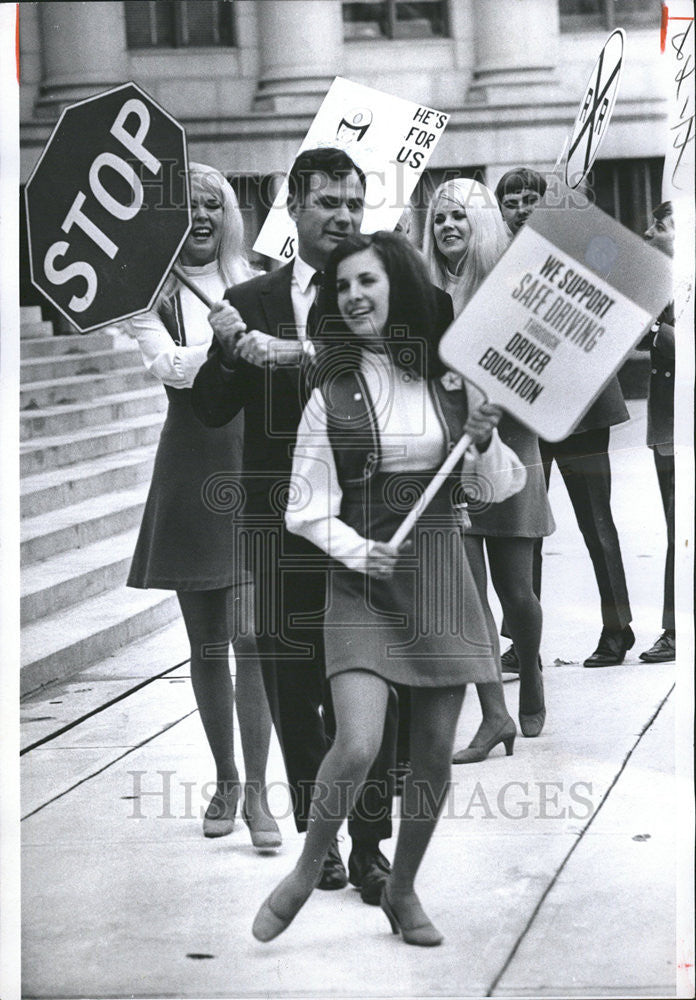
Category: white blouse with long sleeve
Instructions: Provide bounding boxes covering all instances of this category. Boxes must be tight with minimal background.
[286,352,527,573]
[127,261,225,388]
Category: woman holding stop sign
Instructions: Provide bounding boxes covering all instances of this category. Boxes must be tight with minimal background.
[127,163,280,849]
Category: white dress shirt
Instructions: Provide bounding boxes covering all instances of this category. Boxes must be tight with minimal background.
[290,254,320,338]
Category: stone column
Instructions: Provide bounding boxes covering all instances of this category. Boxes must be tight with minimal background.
[254,0,343,112]
[468,0,560,104]
[36,2,128,116]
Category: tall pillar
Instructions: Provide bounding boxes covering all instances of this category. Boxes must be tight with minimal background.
[36,2,128,117]
[468,0,560,104]
[254,1,343,112]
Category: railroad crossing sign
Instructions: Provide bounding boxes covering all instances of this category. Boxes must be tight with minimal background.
[564,29,625,189]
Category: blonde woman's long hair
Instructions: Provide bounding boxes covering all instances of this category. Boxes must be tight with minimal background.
[157,161,254,307]
[422,177,510,318]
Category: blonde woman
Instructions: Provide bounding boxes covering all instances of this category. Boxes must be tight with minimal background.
[423,177,554,744]
[128,163,280,847]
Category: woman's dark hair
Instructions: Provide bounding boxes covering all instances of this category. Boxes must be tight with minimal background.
[316,231,446,380]
[287,147,367,206]
[652,200,673,222]
[495,167,547,204]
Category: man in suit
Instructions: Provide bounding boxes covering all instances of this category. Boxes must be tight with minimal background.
[495,167,635,669]
[639,201,676,663]
[191,147,395,904]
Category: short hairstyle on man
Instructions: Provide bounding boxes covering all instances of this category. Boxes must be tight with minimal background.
[652,200,673,222]
[287,147,367,206]
[495,167,547,204]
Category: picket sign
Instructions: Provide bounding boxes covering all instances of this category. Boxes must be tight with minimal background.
[562,29,625,188]
[389,187,673,548]
[253,77,449,262]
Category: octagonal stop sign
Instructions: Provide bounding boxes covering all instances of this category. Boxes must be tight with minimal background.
[25,82,191,333]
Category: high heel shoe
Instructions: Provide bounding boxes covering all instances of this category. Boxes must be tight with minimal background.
[203,782,240,838]
[242,801,282,852]
[379,887,443,947]
[252,875,313,943]
[452,718,516,764]
[518,705,546,738]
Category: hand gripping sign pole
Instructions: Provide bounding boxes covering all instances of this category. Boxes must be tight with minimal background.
[24,82,212,331]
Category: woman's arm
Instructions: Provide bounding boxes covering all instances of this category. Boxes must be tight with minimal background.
[462,427,527,504]
[128,310,209,388]
[286,390,396,574]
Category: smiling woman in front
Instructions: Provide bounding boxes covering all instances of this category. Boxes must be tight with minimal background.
[251,231,525,947]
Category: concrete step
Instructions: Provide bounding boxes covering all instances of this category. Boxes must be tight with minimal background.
[20,413,164,476]
[21,486,147,565]
[20,348,142,385]
[19,618,189,751]
[21,528,139,623]
[20,366,156,409]
[21,444,157,519]
[20,387,167,442]
[21,320,54,339]
[20,587,180,697]
[21,306,44,325]
[20,331,115,359]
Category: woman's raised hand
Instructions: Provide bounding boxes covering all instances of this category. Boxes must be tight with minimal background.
[365,541,401,579]
[465,402,503,451]
[207,302,247,363]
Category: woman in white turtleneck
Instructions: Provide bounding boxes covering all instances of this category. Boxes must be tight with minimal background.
[127,163,280,848]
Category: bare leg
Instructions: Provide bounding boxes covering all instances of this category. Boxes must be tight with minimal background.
[464,536,515,745]
[385,685,466,939]
[252,671,390,936]
[227,583,276,832]
[177,589,239,825]
[486,538,544,718]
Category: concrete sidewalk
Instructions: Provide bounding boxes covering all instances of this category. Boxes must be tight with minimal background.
[19,403,692,998]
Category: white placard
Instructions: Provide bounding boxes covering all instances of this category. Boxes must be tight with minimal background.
[253,77,449,261]
[439,196,673,442]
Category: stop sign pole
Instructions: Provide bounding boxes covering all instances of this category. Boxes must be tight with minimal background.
[25,82,212,332]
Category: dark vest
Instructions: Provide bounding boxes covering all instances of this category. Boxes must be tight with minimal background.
[323,368,469,488]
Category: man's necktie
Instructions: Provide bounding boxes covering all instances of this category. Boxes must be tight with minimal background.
[305,271,323,341]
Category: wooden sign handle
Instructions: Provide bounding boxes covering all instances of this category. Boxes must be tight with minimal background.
[389,432,473,549]
[172,264,215,309]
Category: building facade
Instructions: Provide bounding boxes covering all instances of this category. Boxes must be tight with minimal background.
[19,0,667,282]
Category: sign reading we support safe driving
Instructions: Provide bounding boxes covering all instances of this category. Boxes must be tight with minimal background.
[253,77,449,262]
[439,187,673,442]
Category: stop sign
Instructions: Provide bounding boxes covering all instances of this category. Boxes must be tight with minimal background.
[25,82,191,333]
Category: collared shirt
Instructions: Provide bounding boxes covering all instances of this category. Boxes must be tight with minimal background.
[290,254,320,339]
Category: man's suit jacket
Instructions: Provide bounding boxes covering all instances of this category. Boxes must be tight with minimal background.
[191,263,455,515]
[647,301,675,455]
[191,263,304,517]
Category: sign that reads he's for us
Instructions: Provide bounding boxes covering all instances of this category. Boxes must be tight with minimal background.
[25,82,190,332]
[253,76,449,262]
[439,186,673,442]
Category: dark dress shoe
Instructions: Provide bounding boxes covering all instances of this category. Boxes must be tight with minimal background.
[500,644,520,673]
[584,625,635,668]
[317,839,348,891]
[348,843,391,905]
[639,630,676,662]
